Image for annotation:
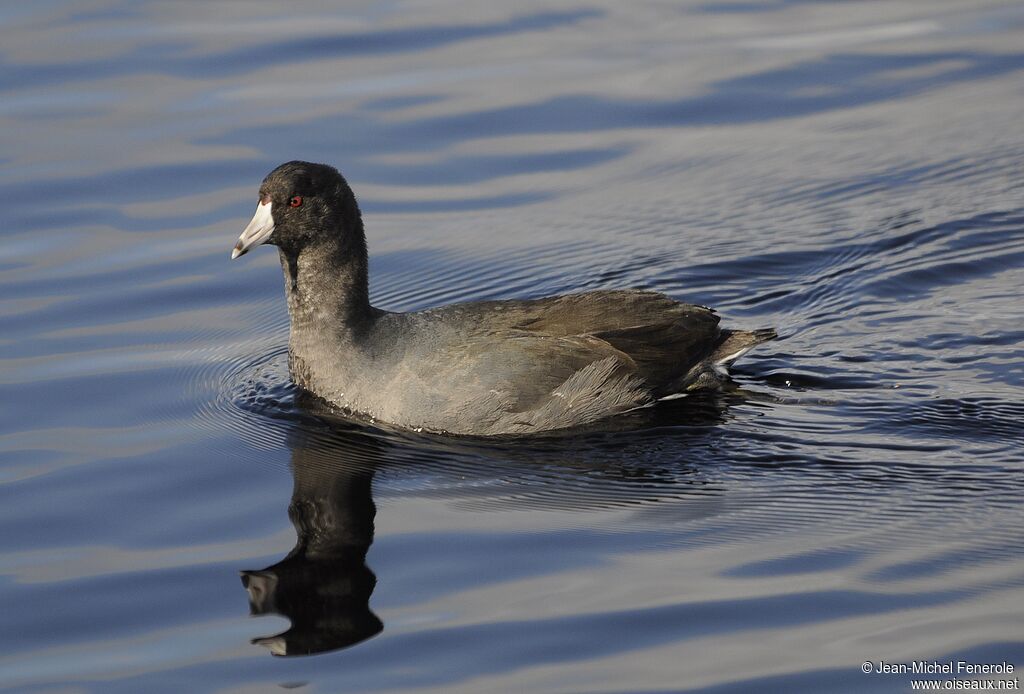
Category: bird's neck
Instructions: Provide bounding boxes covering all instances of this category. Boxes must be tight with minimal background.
[280,233,374,352]
[288,450,376,559]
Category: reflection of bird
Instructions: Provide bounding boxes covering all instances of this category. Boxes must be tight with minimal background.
[241,431,381,657]
[231,161,775,435]
[237,385,736,656]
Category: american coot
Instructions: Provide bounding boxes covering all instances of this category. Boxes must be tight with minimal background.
[231,161,776,436]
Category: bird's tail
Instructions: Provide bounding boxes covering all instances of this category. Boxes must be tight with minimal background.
[710,328,777,368]
[668,327,777,395]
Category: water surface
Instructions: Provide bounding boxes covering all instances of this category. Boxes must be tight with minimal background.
[2,1,1023,692]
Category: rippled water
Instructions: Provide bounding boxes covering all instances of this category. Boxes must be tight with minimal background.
[2,2,1023,692]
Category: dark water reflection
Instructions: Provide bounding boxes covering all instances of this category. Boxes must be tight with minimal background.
[2,1,1024,692]
[239,387,739,661]
[240,390,732,658]
[241,408,382,657]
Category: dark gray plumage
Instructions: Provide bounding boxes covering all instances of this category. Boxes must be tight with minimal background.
[231,161,776,436]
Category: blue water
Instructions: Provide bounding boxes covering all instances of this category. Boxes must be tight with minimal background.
[2,2,1023,692]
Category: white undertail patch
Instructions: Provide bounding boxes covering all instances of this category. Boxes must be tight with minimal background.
[713,345,754,374]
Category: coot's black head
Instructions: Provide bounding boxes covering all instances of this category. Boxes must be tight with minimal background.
[232,161,363,259]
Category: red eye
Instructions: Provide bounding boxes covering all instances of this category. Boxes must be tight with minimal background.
[289,196,303,208]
